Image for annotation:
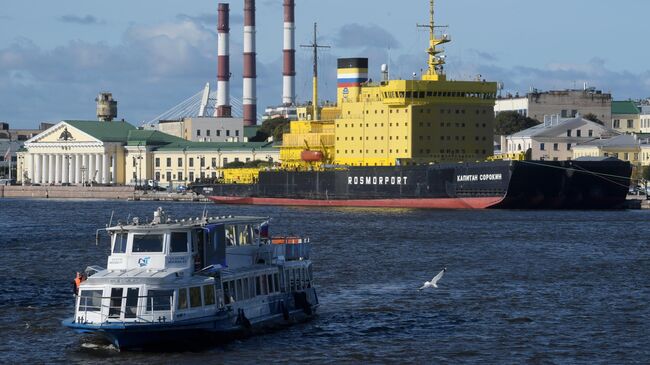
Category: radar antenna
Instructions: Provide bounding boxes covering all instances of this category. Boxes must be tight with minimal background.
[300,23,330,121]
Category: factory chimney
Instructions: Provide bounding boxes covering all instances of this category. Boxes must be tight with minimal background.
[282,0,296,106]
[243,0,257,126]
[216,3,232,117]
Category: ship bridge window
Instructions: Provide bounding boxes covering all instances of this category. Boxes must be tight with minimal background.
[170,232,188,253]
[78,290,103,312]
[189,287,202,308]
[178,288,188,309]
[203,285,215,306]
[146,290,174,311]
[112,233,128,254]
[132,234,164,253]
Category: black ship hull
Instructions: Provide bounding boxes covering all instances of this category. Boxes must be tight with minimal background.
[191,160,632,209]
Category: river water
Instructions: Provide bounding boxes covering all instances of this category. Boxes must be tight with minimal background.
[1,198,649,364]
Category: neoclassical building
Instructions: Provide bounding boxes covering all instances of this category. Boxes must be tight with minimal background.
[17,120,279,187]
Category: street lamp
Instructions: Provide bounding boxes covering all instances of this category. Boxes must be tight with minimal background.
[252,148,256,164]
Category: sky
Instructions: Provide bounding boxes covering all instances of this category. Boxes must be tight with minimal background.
[1,0,649,128]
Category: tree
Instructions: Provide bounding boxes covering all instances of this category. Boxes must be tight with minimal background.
[249,117,290,142]
[494,111,539,135]
[583,113,604,125]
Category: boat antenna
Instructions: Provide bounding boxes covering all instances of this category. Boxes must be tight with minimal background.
[300,22,330,121]
[417,0,450,81]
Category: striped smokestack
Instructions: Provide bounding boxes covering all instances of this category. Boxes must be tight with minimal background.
[282,0,296,106]
[243,0,257,126]
[216,3,231,117]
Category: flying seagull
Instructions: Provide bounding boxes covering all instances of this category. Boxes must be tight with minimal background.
[419,267,446,290]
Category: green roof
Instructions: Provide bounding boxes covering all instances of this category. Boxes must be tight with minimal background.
[612,101,640,115]
[154,141,276,152]
[65,120,137,142]
[127,130,187,146]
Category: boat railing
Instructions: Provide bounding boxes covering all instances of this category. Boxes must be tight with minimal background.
[76,294,175,325]
[268,237,311,260]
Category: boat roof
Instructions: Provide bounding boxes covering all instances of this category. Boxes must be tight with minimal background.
[106,214,269,232]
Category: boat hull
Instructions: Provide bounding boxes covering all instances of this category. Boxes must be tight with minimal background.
[193,160,632,210]
[63,289,319,350]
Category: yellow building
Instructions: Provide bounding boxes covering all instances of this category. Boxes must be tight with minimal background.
[279,0,497,169]
[572,134,650,165]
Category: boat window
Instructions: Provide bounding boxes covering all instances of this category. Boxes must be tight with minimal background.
[237,225,253,245]
[203,285,215,306]
[109,288,123,318]
[189,287,202,307]
[178,288,188,309]
[266,274,272,293]
[243,278,250,299]
[225,225,236,246]
[236,279,243,301]
[255,277,262,296]
[261,275,268,295]
[79,290,103,312]
[170,232,188,253]
[224,282,233,304]
[125,288,139,318]
[146,290,174,311]
[132,234,163,253]
[113,233,128,253]
[274,274,280,292]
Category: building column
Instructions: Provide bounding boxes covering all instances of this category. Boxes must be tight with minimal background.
[27,154,34,182]
[41,154,48,184]
[82,154,89,185]
[89,154,96,183]
[68,155,74,184]
[61,155,68,184]
[102,153,109,184]
[55,155,61,184]
[33,154,41,184]
[74,154,81,184]
[48,155,55,184]
[111,152,117,184]
[96,154,103,184]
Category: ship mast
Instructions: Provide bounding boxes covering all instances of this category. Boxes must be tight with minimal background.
[417,0,450,81]
[301,23,330,121]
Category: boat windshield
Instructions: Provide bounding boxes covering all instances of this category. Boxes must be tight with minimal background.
[132,234,164,253]
[113,233,128,254]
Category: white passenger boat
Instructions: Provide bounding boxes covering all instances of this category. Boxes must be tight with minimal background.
[62,208,318,349]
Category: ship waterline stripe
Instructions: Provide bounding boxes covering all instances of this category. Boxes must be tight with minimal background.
[207,196,505,209]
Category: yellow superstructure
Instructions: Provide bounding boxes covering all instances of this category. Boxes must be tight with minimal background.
[279,0,498,169]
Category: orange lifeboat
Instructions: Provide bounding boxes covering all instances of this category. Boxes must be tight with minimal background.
[300,150,323,162]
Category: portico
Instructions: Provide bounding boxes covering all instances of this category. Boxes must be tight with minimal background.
[19,120,135,185]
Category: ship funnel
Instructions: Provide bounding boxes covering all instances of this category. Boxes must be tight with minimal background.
[337,58,368,105]
[243,0,257,126]
[216,3,232,117]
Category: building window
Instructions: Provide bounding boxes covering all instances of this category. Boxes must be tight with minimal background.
[613,120,620,128]
[197,129,201,136]
[223,158,228,165]
[588,130,593,137]
[178,158,183,167]
[189,172,194,182]
[576,130,581,137]
[567,129,571,137]
[235,130,239,137]
[155,158,160,168]
[200,157,205,167]
[206,130,211,136]
[567,143,571,151]
[627,120,634,128]
[178,172,183,181]
[553,143,559,151]
[166,158,171,167]
[166,171,172,182]
[217,130,221,137]
[624,152,629,160]
[226,130,230,137]
[155,171,160,181]
[189,158,194,167]
[211,158,217,167]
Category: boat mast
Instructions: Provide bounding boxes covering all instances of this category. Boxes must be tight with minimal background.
[301,22,330,120]
[418,0,450,81]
